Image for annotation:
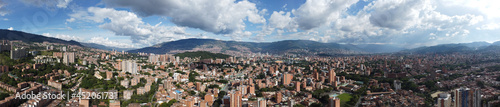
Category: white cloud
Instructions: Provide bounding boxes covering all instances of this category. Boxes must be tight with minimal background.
[102,0,265,35]
[269,11,297,33]
[368,0,425,30]
[20,0,73,8]
[87,37,136,48]
[7,27,12,30]
[0,0,9,16]
[67,7,190,47]
[295,0,491,48]
[293,0,358,30]
[42,33,84,41]
[477,23,500,30]
[255,0,359,41]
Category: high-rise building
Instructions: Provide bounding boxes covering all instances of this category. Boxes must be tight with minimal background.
[121,60,137,74]
[10,48,27,60]
[204,94,214,102]
[437,93,451,107]
[248,86,255,95]
[196,82,202,91]
[63,52,75,64]
[0,40,11,52]
[328,97,341,107]
[454,88,481,107]
[329,69,336,85]
[313,70,319,81]
[258,98,266,107]
[296,81,301,92]
[394,80,402,90]
[283,72,293,86]
[230,91,242,107]
[276,92,282,103]
[185,97,195,107]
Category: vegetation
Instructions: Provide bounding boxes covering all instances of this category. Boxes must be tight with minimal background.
[189,71,200,82]
[338,93,353,106]
[159,99,177,107]
[0,92,9,100]
[121,79,161,106]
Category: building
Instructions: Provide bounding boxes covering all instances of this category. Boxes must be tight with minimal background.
[0,40,11,52]
[258,98,266,107]
[0,65,8,73]
[248,86,255,95]
[205,94,214,102]
[131,77,139,86]
[10,47,27,60]
[313,70,319,81]
[394,80,402,90]
[276,92,282,103]
[53,52,63,58]
[328,97,341,107]
[121,60,138,74]
[109,100,120,107]
[121,79,130,88]
[106,71,113,80]
[283,72,293,86]
[196,82,202,91]
[437,93,451,107]
[329,69,336,85]
[79,88,92,107]
[137,87,146,95]
[296,81,301,92]
[230,91,242,107]
[63,52,75,64]
[185,98,195,107]
[123,90,133,100]
[454,88,481,107]
[48,80,62,90]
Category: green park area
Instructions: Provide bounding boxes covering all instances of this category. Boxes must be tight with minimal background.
[338,93,353,106]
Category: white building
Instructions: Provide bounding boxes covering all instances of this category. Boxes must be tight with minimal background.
[121,60,138,74]
[63,52,75,65]
[437,93,451,107]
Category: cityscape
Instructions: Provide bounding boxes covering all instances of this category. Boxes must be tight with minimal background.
[1,0,500,107]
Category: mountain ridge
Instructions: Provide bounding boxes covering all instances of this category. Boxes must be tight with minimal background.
[0,29,83,46]
[127,38,408,55]
[80,42,135,51]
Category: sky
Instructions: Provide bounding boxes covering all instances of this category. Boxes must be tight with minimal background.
[0,0,500,49]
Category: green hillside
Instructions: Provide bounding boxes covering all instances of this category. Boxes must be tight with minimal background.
[174,51,230,60]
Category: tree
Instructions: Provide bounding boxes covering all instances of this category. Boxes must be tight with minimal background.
[477,81,485,88]
[310,103,323,107]
[160,99,177,107]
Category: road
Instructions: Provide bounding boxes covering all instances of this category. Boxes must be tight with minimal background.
[354,95,363,107]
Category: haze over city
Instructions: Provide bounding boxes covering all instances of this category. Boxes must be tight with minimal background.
[1,0,500,48]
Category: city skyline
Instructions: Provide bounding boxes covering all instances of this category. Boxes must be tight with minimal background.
[0,0,500,49]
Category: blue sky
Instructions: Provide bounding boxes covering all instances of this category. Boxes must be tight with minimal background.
[1,0,500,49]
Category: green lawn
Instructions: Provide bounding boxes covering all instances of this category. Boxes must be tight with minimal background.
[338,93,352,107]
[41,51,53,56]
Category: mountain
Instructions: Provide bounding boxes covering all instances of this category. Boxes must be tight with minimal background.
[81,42,135,51]
[459,41,491,49]
[174,51,230,59]
[128,38,407,56]
[401,44,473,54]
[355,44,406,53]
[399,41,500,54]
[492,41,500,46]
[0,29,82,46]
